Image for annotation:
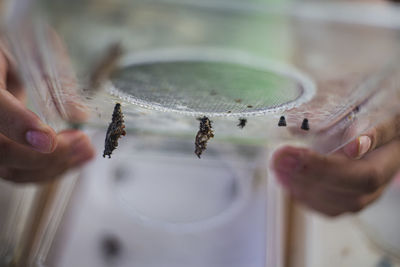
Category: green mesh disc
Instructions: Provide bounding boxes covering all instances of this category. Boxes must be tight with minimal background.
[109,49,315,117]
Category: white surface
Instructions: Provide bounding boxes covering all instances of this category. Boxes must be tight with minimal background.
[358,180,400,259]
[299,181,400,267]
[49,133,269,267]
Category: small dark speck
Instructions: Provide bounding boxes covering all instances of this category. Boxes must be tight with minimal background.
[226,180,238,200]
[376,257,393,267]
[340,247,350,258]
[301,118,310,131]
[70,123,82,130]
[278,116,287,127]
[101,235,122,260]
[247,105,253,108]
[114,166,129,183]
[237,118,247,129]
[227,111,232,113]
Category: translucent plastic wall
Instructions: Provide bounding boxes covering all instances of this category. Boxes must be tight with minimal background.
[1,1,400,267]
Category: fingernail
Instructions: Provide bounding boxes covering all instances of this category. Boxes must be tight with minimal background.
[357,135,371,158]
[26,130,54,153]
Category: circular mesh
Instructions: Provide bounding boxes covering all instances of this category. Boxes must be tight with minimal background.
[109,49,315,117]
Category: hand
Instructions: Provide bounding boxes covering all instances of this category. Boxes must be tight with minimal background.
[271,114,400,217]
[0,49,95,183]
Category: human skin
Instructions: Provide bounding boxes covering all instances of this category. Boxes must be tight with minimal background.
[270,0,400,217]
[271,115,400,216]
[0,49,95,183]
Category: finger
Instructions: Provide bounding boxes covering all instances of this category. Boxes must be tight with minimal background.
[0,56,57,154]
[272,146,361,193]
[290,177,385,216]
[0,51,57,152]
[342,114,400,158]
[0,130,93,170]
[295,196,344,217]
[1,130,95,183]
[284,175,344,217]
[6,70,25,101]
[1,163,72,184]
[0,88,58,153]
[0,43,25,100]
[281,166,358,216]
[286,167,387,216]
[272,143,400,194]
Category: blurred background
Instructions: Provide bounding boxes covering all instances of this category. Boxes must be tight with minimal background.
[0,0,400,267]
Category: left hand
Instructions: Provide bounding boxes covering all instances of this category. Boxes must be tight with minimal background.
[0,37,95,184]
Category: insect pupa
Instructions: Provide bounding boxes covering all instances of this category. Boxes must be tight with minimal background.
[103,103,126,158]
[195,116,214,158]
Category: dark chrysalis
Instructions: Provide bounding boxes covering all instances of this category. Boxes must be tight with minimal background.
[301,118,310,131]
[103,103,126,158]
[195,116,214,158]
[237,118,247,129]
[278,116,287,127]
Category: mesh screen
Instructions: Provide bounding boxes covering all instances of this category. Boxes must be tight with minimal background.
[109,51,315,117]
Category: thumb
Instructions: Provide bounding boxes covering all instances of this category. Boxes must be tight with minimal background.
[343,114,400,159]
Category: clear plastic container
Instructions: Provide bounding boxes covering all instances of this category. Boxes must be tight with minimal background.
[1,1,400,267]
